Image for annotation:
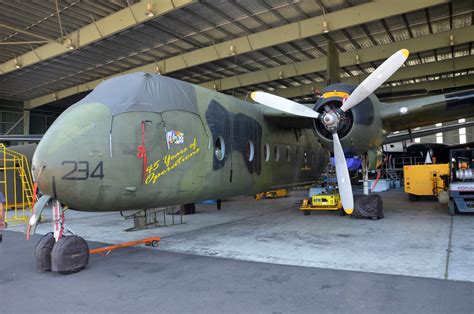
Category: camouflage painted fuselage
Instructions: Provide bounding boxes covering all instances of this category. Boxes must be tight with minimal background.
[32,73,326,211]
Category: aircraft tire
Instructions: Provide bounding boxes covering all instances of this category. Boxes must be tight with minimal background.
[303,210,311,216]
[51,235,89,275]
[35,232,55,271]
[448,200,456,216]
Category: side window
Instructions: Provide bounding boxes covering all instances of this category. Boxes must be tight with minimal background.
[274,145,280,162]
[304,151,308,164]
[286,145,290,162]
[246,141,255,161]
[263,143,270,162]
[214,136,225,161]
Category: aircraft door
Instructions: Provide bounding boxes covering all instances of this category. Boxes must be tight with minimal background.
[109,112,164,209]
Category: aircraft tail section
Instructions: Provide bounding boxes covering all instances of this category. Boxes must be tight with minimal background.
[381,89,474,132]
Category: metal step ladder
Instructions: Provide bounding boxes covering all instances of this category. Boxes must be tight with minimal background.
[18,166,34,207]
[385,168,399,181]
[0,143,35,223]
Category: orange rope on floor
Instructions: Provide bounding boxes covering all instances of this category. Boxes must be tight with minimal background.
[89,237,161,255]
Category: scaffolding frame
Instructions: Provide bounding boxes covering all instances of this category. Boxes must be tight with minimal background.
[0,143,35,223]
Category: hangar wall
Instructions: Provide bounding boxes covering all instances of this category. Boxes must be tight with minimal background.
[29,111,57,135]
[416,119,474,145]
[0,99,57,136]
[0,100,23,135]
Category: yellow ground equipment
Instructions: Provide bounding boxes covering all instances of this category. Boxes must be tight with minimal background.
[300,192,344,216]
[404,163,449,201]
[0,143,35,224]
[255,189,289,200]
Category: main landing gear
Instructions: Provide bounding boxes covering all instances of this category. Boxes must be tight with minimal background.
[28,196,89,274]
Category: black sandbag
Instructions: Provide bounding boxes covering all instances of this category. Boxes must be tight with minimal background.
[352,194,384,219]
[181,203,196,215]
[35,232,55,271]
[51,235,89,274]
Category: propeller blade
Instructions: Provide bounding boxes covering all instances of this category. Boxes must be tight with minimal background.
[340,49,409,112]
[332,132,354,214]
[250,91,319,119]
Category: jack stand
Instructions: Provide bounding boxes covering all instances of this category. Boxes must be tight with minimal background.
[363,169,369,196]
[362,154,369,196]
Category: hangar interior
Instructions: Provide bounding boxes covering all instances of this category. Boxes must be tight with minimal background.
[1,0,474,143]
[1,0,474,312]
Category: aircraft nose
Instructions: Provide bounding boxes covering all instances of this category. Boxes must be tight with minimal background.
[32,130,78,198]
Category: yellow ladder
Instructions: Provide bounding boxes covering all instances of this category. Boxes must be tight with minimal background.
[0,144,35,224]
[19,166,34,206]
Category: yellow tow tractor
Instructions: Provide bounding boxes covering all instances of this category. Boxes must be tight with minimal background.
[300,189,345,216]
[404,163,449,201]
[255,189,289,200]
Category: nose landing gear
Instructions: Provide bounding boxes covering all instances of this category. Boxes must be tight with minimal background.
[28,196,89,274]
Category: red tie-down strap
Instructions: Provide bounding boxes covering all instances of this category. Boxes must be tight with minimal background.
[32,182,37,203]
[137,121,147,184]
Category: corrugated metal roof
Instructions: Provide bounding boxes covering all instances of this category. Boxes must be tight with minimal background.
[0,0,473,107]
[0,0,138,63]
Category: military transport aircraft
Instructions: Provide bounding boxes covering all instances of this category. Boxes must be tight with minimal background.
[24,45,474,274]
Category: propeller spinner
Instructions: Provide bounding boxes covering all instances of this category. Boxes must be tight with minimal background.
[250,49,409,214]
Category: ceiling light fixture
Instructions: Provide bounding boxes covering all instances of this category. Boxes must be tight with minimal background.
[322,20,329,33]
[355,53,360,64]
[64,38,75,50]
[14,57,21,69]
[145,2,154,17]
[449,34,454,46]
[229,45,236,56]
[321,7,329,33]
[155,65,161,74]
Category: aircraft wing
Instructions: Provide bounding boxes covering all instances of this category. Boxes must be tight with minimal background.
[262,107,314,129]
[380,89,474,132]
[384,121,474,144]
[0,134,43,142]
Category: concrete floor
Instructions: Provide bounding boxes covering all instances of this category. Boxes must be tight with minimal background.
[1,231,474,313]
[6,188,474,282]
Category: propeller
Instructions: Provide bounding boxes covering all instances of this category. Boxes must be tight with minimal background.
[332,131,353,214]
[339,49,409,112]
[250,91,319,119]
[251,49,409,214]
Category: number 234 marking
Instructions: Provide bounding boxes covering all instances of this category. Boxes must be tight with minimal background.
[61,161,104,180]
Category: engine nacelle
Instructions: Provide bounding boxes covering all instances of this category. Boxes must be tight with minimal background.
[313,83,385,155]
